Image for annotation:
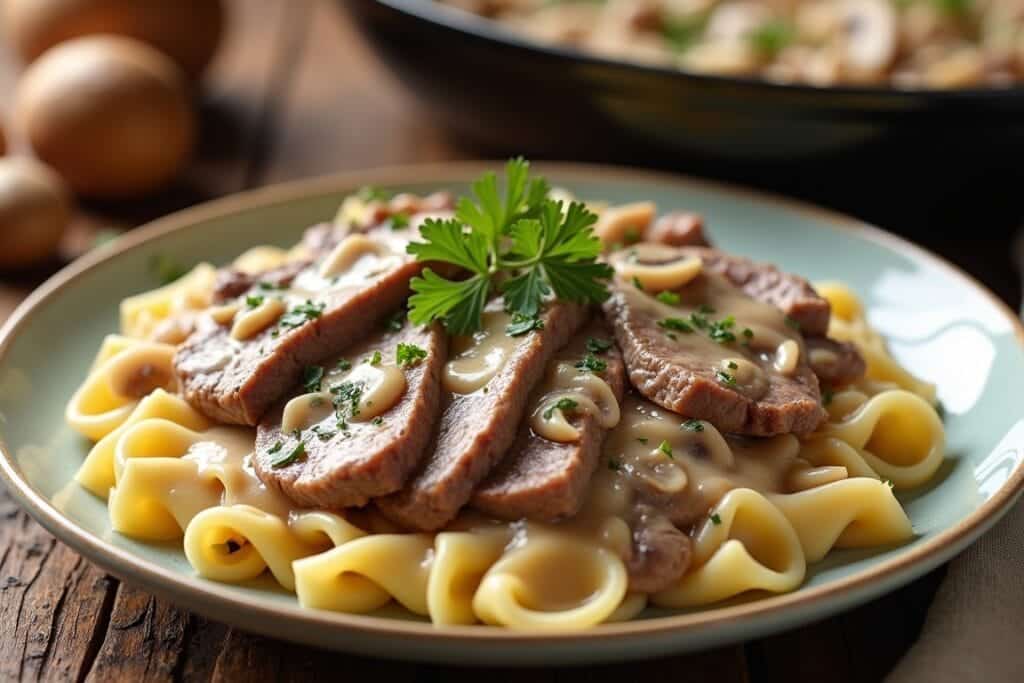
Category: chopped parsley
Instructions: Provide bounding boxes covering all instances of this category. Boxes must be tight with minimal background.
[716,370,737,388]
[884,479,895,489]
[258,281,284,291]
[632,276,645,291]
[337,358,352,371]
[586,337,613,354]
[710,513,722,525]
[358,186,391,202]
[366,350,382,366]
[575,353,607,373]
[689,312,710,330]
[371,416,384,426]
[656,291,680,305]
[784,316,801,330]
[822,388,834,406]
[681,419,705,432]
[659,317,694,334]
[727,360,739,370]
[543,397,578,420]
[267,441,283,454]
[311,425,335,441]
[505,313,544,336]
[149,254,189,285]
[396,342,428,367]
[245,294,264,308]
[748,19,794,57]
[658,440,674,459]
[389,212,410,230]
[698,304,716,315]
[302,366,324,393]
[743,328,754,339]
[270,441,305,469]
[637,437,649,444]
[280,300,325,329]
[331,381,364,419]
[406,159,611,334]
[708,316,736,344]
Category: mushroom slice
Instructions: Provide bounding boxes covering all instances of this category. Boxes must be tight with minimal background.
[836,0,898,83]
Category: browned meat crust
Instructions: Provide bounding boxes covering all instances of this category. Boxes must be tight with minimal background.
[253,321,447,508]
[376,301,589,531]
[471,322,626,522]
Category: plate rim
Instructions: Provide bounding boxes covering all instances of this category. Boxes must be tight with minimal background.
[1,160,1023,655]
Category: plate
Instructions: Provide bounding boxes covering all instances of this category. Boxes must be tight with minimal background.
[1,162,1022,665]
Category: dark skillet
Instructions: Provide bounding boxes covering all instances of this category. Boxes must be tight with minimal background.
[344,0,1024,162]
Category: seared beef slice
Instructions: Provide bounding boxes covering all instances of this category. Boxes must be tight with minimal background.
[175,225,429,425]
[377,301,589,531]
[254,320,447,508]
[472,322,626,521]
[602,257,826,436]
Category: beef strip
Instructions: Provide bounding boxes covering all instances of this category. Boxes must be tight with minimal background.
[253,320,447,508]
[626,508,693,593]
[471,322,626,521]
[647,212,710,248]
[677,247,831,336]
[602,276,826,436]
[376,301,589,531]
[213,258,310,303]
[174,224,429,426]
[806,336,866,387]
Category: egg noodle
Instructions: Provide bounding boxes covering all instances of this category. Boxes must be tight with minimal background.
[65,202,943,630]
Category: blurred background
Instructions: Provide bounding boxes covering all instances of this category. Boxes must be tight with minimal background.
[0,0,1021,316]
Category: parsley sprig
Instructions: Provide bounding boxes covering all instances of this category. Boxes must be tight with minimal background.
[407,159,612,335]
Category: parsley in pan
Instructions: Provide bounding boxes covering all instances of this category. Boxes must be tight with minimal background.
[406,158,612,335]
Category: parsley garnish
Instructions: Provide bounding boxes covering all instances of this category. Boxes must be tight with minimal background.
[331,381,364,419]
[698,304,716,314]
[743,328,754,339]
[149,254,189,285]
[258,281,284,291]
[337,359,352,371]
[586,337,613,354]
[396,342,427,367]
[372,416,384,426]
[358,186,391,202]
[271,441,305,469]
[716,370,737,387]
[366,350,382,366]
[280,300,324,329]
[785,316,801,330]
[543,397,578,420]
[656,291,680,305]
[406,159,611,335]
[748,19,794,57]
[632,276,645,291]
[727,360,739,370]
[311,425,335,441]
[658,440,674,459]
[637,437,649,444]
[575,353,607,373]
[245,294,265,308]
[823,388,834,406]
[302,366,324,393]
[505,313,544,337]
[708,316,736,344]
[710,513,722,525]
[681,419,704,432]
[267,441,283,454]
[389,212,410,230]
[659,317,694,334]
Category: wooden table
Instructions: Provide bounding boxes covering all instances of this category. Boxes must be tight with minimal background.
[0,2,1016,680]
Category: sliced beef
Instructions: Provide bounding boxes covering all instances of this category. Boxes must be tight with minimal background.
[626,509,693,593]
[680,247,830,336]
[174,225,429,426]
[253,320,447,508]
[376,301,589,531]
[806,336,866,387]
[471,322,626,522]
[647,212,710,248]
[212,258,310,303]
[602,279,826,436]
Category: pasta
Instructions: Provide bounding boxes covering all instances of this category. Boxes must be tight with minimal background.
[65,185,947,629]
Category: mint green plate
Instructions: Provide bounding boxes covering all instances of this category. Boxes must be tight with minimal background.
[1,163,1022,665]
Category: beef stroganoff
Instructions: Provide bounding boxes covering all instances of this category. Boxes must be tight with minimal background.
[65,160,944,629]
[439,0,1024,89]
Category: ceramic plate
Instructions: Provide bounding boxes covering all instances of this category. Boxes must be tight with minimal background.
[1,163,1022,665]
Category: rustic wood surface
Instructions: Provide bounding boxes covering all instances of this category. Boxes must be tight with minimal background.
[0,1,1015,681]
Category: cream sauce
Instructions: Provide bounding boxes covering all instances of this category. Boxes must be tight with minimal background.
[529,362,620,443]
[618,261,805,401]
[443,305,519,394]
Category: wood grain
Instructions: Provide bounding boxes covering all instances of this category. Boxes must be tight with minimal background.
[0,0,971,681]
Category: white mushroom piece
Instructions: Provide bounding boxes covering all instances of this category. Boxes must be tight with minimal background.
[834,0,899,84]
[679,1,773,76]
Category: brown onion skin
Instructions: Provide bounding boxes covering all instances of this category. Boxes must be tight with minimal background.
[0,157,73,269]
[14,35,196,198]
[2,0,224,80]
